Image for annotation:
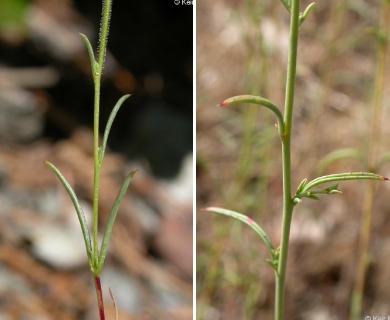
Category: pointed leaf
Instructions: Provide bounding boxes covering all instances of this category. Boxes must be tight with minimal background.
[204,207,274,257]
[99,94,131,166]
[266,247,281,272]
[98,169,137,271]
[296,178,308,194]
[266,258,278,272]
[307,194,320,201]
[280,0,291,12]
[295,173,386,202]
[303,172,387,193]
[324,183,339,192]
[299,2,316,26]
[219,94,284,137]
[80,33,98,76]
[45,161,93,263]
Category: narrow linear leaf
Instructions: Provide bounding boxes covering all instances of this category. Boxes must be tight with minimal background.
[296,178,308,194]
[44,161,93,263]
[204,207,274,257]
[305,183,340,196]
[321,183,341,194]
[267,246,281,272]
[99,94,131,166]
[299,2,316,26]
[98,169,137,271]
[80,33,98,76]
[219,94,284,136]
[280,0,291,12]
[303,172,387,192]
[307,194,320,201]
[294,173,387,202]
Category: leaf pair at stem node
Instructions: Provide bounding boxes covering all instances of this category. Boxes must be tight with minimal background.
[45,15,136,276]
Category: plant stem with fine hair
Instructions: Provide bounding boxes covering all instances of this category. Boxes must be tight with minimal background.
[45,1,136,319]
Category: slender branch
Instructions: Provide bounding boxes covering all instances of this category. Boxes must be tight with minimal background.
[92,0,112,270]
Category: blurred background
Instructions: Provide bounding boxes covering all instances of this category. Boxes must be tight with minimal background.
[0,0,193,319]
[197,0,390,319]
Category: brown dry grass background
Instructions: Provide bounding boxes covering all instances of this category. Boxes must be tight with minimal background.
[197,0,390,319]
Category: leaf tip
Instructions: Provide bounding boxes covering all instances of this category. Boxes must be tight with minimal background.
[43,160,52,167]
[218,101,228,107]
[384,176,389,181]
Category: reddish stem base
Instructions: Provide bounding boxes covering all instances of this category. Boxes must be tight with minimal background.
[94,275,105,320]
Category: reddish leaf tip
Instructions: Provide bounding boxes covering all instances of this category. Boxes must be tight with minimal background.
[384,177,389,181]
[200,207,209,212]
[218,101,227,107]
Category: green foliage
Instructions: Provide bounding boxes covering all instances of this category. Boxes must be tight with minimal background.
[45,1,135,318]
[205,207,275,258]
[219,95,284,137]
[0,0,28,31]
[294,172,385,202]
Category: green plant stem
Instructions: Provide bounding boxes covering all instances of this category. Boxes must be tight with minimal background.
[92,1,112,319]
[93,74,101,268]
[92,0,112,271]
[275,0,300,319]
[98,0,111,69]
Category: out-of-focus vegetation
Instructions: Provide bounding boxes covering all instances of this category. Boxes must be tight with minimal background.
[0,0,28,34]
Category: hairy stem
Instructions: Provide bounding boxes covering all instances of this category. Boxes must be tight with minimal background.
[275,0,300,319]
[92,74,101,268]
[91,3,113,318]
[92,0,112,271]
